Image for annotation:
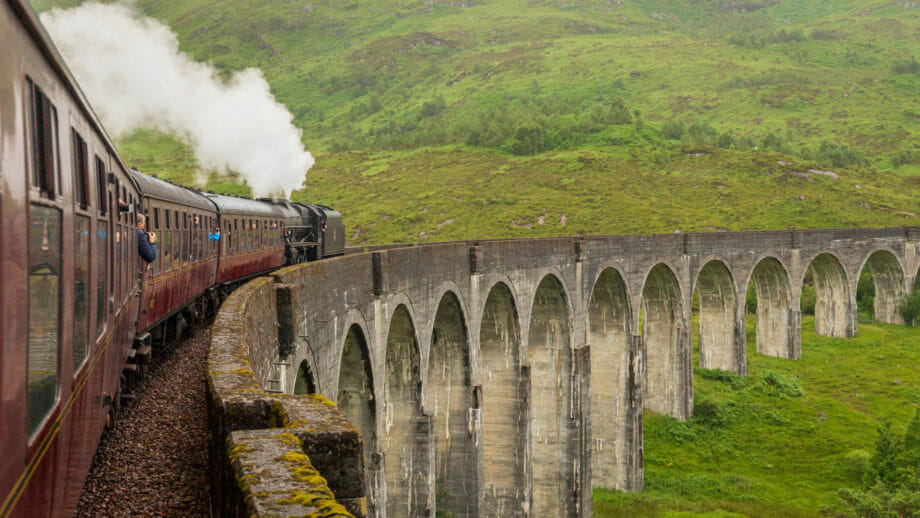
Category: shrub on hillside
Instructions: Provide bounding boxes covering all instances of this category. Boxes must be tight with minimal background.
[801,283,816,316]
[831,409,920,517]
[758,370,804,399]
[857,269,875,315]
[510,125,544,155]
[891,149,915,169]
[891,57,920,75]
[844,449,872,481]
[661,120,685,140]
[816,141,864,168]
[693,397,735,427]
[746,284,757,314]
[609,97,632,125]
[898,290,920,326]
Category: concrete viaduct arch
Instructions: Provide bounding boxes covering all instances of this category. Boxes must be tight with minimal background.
[263,227,920,517]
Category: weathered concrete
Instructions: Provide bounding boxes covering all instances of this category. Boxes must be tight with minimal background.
[207,277,367,517]
[253,226,920,517]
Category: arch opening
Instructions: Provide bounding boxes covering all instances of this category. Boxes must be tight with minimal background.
[862,250,906,325]
[428,292,474,516]
[745,257,797,359]
[694,261,741,374]
[294,360,316,395]
[527,275,575,517]
[641,264,689,418]
[480,283,527,517]
[337,325,377,514]
[805,253,852,338]
[587,268,637,490]
[383,305,428,517]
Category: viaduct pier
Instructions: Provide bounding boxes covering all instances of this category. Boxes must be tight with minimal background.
[207,226,920,517]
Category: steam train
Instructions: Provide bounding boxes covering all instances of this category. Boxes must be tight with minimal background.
[0,1,343,516]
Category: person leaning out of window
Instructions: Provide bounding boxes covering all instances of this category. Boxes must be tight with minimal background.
[137,213,157,263]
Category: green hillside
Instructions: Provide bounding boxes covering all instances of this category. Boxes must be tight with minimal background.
[30,1,920,516]
[33,0,920,244]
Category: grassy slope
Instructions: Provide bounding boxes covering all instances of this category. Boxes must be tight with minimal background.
[33,0,919,244]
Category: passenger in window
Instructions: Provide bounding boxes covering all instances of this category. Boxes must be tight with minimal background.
[137,213,157,263]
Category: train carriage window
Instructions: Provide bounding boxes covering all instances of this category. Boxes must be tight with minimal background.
[114,218,121,304]
[27,78,59,199]
[28,204,62,437]
[163,230,172,272]
[190,214,196,263]
[107,191,114,313]
[152,208,161,275]
[173,217,181,268]
[233,219,239,254]
[95,216,107,338]
[74,215,91,371]
[164,209,171,271]
[95,158,107,216]
[71,130,89,209]
[181,212,188,266]
[248,219,253,251]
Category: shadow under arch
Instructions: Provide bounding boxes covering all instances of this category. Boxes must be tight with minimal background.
[862,250,906,324]
[294,359,317,395]
[587,267,640,491]
[528,274,576,517]
[806,253,853,338]
[695,260,743,375]
[428,291,475,516]
[747,256,798,359]
[479,282,527,517]
[642,263,689,419]
[383,304,429,517]
[336,324,377,514]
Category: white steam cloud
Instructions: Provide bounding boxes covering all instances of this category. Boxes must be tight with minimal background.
[41,3,313,197]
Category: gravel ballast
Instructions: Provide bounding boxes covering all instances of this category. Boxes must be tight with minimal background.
[76,326,211,517]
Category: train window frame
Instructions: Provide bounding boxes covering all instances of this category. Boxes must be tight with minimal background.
[71,128,90,209]
[152,207,161,275]
[94,156,107,216]
[234,219,239,254]
[26,77,60,200]
[73,214,91,375]
[107,190,114,316]
[26,202,63,442]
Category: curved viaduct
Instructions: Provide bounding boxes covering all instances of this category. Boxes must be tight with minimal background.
[254,227,920,517]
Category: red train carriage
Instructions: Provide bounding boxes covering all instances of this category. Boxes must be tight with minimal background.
[129,169,219,346]
[2,2,345,516]
[1,2,143,515]
[205,193,286,285]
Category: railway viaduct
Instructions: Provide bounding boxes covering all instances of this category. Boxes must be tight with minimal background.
[208,226,920,517]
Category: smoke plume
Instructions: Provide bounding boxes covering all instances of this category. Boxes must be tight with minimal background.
[41,2,314,197]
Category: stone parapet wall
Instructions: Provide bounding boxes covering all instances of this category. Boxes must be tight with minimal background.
[207,277,366,517]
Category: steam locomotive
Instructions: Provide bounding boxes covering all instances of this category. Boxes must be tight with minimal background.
[0,1,342,516]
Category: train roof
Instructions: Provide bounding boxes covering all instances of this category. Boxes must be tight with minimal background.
[128,169,216,212]
[7,0,138,192]
[203,193,285,218]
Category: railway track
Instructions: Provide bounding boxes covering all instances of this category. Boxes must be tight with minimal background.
[75,325,212,517]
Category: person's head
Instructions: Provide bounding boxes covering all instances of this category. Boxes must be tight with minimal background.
[138,213,147,231]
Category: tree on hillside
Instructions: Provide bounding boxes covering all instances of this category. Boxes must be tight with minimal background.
[832,408,920,517]
[511,125,544,155]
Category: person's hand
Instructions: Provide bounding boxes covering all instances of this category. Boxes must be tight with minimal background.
[148,232,156,244]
